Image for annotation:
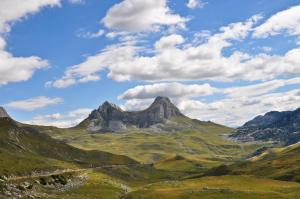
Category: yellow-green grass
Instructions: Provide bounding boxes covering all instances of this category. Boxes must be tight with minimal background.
[39,117,267,167]
[124,175,300,199]
[227,142,300,182]
[0,118,137,176]
[0,149,79,176]
[154,155,203,172]
[50,171,128,199]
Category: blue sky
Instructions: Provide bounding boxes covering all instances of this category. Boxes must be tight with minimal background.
[0,0,300,127]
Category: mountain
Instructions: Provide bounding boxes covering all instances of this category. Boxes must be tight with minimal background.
[78,96,184,132]
[230,107,300,145]
[0,106,9,118]
[41,97,260,165]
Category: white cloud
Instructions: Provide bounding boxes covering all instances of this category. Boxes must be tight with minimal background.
[50,15,300,88]
[187,0,207,9]
[120,98,154,111]
[24,108,92,128]
[0,38,49,85]
[253,5,300,38]
[102,0,187,32]
[224,77,300,98]
[179,89,300,126]
[119,82,217,100]
[68,0,85,4]
[6,96,63,111]
[77,29,105,38]
[0,0,60,33]
[154,34,185,50]
[0,0,60,85]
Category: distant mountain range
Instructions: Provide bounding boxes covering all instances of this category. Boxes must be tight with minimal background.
[230,107,300,145]
[78,96,185,132]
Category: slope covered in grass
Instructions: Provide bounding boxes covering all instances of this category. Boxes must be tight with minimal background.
[224,142,300,182]
[123,175,300,199]
[0,118,137,175]
[40,117,265,166]
[154,155,203,172]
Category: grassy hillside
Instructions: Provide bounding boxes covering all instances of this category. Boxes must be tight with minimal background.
[0,118,137,176]
[39,117,266,166]
[221,142,300,182]
[154,155,203,172]
[121,175,300,199]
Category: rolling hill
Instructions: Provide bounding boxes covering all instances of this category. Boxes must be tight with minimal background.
[0,109,137,176]
[209,142,300,183]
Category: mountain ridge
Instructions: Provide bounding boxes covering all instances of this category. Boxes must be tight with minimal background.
[230,107,300,145]
[78,96,185,132]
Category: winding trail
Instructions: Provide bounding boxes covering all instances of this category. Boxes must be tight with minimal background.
[7,164,137,182]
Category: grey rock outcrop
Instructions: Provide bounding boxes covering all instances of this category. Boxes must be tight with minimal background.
[78,97,184,132]
[230,107,300,145]
[0,107,9,118]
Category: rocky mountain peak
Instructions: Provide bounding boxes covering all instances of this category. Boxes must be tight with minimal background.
[153,96,171,104]
[99,101,123,112]
[0,107,10,118]
[79,97,184,132]
[147,96,183,119]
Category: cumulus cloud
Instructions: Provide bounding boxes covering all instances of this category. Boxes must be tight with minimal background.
[0,0,60,33]
[102,0,187,32]
[253,5,300,38]
[186,0,207,9]
[119,82,218,100]
[178,89,300,126]
[154,34,185,50]
[0,38,49,85]
[0,0,60,85]
[6,96,63,111]
[48,14,299,88]
[24,108,92,128]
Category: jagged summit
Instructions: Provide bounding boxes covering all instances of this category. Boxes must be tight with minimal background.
[0,106,10,118]
[100,101,123,112]
[78,96,184,132]
[145,96,183,120]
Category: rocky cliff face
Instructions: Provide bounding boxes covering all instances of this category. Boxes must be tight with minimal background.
[230,107,300,145]
[79,97,184,132]
[0,107,9,118]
